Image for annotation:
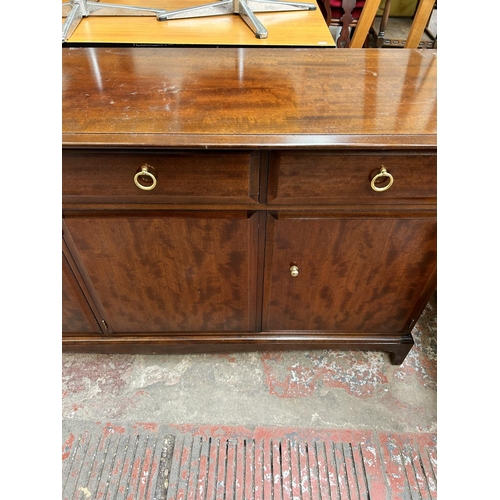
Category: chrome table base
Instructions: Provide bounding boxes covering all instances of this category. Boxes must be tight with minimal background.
[62,0,168,42]
[62,0,317,42]
[158,0,317,39]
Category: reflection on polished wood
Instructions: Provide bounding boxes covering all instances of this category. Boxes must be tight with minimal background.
[63,47,436,148]
[62,0,335,45]
[62,46,436,365]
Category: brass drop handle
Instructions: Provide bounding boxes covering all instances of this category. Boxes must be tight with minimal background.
[134,164,157,191]
[370,166,394,192]
[290,265,299,277]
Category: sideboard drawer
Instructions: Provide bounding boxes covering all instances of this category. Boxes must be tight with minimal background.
[63,150,260,204]
[268,151,436,205]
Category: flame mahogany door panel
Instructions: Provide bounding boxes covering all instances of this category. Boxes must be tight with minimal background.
[62,250,103,334]
[63,211,260,334]
[262,214,437,333]
[62,48,437,363]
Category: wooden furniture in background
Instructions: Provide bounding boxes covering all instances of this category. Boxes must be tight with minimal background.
[319,0,380,47]
[375,0,436,48]
[406,0,435,47]
[62,0,334,45]
[62,47,437,365]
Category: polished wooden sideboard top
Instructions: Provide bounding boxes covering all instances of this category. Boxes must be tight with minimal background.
[63,47,437,364]
[62,47,437,149]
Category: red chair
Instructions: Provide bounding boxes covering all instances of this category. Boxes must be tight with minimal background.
[320,0,381,48]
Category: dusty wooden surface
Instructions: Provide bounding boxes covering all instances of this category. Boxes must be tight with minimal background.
[62,47,437,148]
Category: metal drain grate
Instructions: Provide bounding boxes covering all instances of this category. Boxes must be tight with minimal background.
[62,423,437,499]
[62,423,169,500]
[162,431,436,500]
[163,435,372,499]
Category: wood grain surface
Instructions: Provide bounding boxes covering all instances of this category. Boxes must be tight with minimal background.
[63,150,260,204]
[64,211,260,333]
[62,45,436,365]
[62,251,102,333]
[62,47,437,148]
[62,0,334,46]
[262,214,437,333]
[267,150,437,205]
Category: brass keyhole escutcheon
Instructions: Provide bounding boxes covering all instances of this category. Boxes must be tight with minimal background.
[290,265,299,277]
[134,164,157,191]
[370,166,394,192]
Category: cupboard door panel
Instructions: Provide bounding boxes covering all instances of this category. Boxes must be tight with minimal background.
[263,215,437,333]
[63,252,102,334]
[64,212,259,333]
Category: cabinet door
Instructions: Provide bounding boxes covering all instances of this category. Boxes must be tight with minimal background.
[63,252,102,334]
[63,211,259,333]
[262,214,437,333]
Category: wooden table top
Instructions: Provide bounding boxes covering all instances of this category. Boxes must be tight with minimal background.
[62,0,335,46]
[62,47,437,149]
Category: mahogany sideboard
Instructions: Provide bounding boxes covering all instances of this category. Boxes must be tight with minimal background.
[62,47,437,365]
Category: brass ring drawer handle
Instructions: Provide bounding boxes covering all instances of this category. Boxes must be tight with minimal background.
[134,164,157,191]
[370,166,394,192]
[290,265,299,277]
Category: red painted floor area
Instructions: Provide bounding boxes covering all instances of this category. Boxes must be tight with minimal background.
[62,422,436,499]
[62,295,437,498]
[62,293,437,433]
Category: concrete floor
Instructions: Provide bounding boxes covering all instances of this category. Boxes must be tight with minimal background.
[62,292,436,434]
[62,294,437,498]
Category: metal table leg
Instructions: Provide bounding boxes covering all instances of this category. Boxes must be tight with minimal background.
[62,0,168,42]
[157,0,317,39]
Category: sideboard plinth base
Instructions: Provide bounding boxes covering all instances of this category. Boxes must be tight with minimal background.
[63,332,415,365]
